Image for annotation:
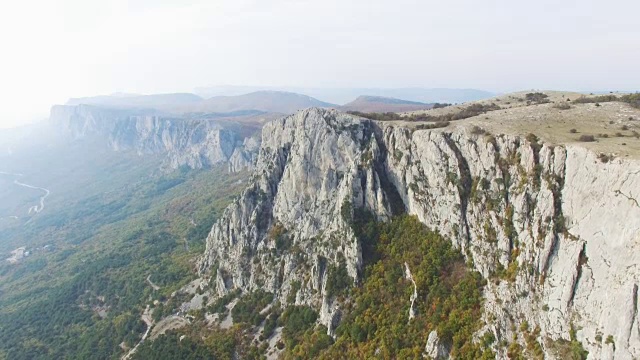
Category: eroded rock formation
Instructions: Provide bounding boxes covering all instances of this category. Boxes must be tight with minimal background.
[49,104,259,171]
[199,108,640,358]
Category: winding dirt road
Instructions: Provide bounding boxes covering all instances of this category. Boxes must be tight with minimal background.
[121,306,154,360]
[0,171,50,215]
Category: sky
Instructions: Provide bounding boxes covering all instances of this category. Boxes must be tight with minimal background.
[0,0,638,128]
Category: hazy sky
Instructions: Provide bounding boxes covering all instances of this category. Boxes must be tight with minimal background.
[0,0,638,128]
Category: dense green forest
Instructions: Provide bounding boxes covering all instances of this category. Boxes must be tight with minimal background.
[291,215,491,359]
[0,154,247,360]
[134,214,490,359]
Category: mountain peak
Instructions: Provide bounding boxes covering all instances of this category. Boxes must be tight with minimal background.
[341,95,432,112]
[353,95,427,105]
[193,91,336,114]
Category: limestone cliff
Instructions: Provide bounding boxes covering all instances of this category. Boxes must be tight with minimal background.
[49,104,259,171]
[199,108,640,359]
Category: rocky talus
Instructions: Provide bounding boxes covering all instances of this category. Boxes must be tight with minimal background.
[199,108,640,359]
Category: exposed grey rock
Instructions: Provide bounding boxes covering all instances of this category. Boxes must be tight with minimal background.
[199,108,380,333]
[228,136,260,172]
[405,262,417,322]
[49,104,260,171]
[199,107,640,358]
[425,330,450,359]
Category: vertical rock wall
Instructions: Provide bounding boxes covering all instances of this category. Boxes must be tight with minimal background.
[200,108,640,358]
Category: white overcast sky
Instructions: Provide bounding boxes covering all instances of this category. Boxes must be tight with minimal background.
[0,0,638,128]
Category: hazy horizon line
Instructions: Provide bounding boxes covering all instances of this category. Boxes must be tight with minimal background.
[2,86,636,130]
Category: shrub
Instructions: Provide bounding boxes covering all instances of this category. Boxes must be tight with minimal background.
[595,333,602,343]
[553,103,572,110]
[507,342,524,359]
[349,103,500,123]
[569,326,589,359]
[525,92,550,104]
[211,289,241,313]
[471,125,486,135]
[270,223,292,252]
[287,281,301,304]
[415,121,450,130]
[621,125,629,130]
[432,103,451,109]
[605,335,615,350]
[526,133,539,143]
[573,93,640,109]
[262,310,281,339]
[340,199,353,224]
[615,132,624,137]
[621,93,640,109]
[569,129,577,134]
[578,135,596,142]
[597,153,612,163]
[547,325,589,359]
[279,305,318,348]
[573,95,617,104]
[231,290,274,326]
[325,257,352,298]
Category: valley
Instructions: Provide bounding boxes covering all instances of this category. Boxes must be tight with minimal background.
[0,90,638,360]
[2,1,637,358]
[0,159,248,359]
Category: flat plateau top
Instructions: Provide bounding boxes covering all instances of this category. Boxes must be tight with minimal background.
[395,91,640,159]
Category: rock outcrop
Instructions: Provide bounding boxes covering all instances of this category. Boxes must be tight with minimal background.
[228,136,261,173]
[425,330,450,359]
[49,104,260,171]
[199,108,640,359]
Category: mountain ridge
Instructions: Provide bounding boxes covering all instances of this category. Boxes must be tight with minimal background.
[196,105,640,359]
[340,95,434,112]
[66,93,203,110]
[48,104,261,172]
[194,86,495,104]
[187,90,336,114]
[64,90,337,116]
[3,92,640,359]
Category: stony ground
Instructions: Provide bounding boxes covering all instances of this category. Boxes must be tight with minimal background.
[401,91,640,159]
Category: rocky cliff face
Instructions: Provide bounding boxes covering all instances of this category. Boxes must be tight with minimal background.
[49,104,259,171]
[199,108,640,359]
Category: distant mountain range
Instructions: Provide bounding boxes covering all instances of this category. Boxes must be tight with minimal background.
[65,91,334,115]
[182,91,335,114]
[194,86,495,104]
[66,93,203,111]
[340,95,433,113]
[62,88,494,116]
[39,90,455,173]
